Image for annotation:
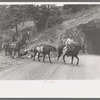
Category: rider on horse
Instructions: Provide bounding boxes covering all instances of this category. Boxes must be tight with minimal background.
[63,36,75,56]
[65,36,75,50]
[12,35,16,42]
[22,31,30,41]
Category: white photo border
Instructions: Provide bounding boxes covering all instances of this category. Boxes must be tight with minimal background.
[0,2,100,98]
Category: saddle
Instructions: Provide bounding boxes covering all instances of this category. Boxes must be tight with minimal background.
[63,43,76,56]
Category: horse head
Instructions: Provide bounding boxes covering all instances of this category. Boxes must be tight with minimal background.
[80,43,85,53]
[51,46,57,56]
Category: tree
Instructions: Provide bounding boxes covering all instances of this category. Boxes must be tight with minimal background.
[36,4,62,31]
[19,5,28,26]
[63,5,90,13]
[1,4,63,36]
[2,5,22,36]
[25,5,41,35]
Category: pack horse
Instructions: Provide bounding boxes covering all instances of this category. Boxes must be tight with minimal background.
[32,44,57,63]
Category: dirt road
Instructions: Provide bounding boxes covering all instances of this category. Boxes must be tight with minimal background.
[0,52,100,80]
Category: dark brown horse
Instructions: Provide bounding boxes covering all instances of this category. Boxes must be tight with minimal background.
[32,44,57,63]
[10,37,26,58]
[57,43,85,65]
[2,42,12,56]
[21,32,30,47]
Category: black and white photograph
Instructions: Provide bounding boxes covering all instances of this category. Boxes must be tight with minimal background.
[0,1,100,98]
[0,2,100,80]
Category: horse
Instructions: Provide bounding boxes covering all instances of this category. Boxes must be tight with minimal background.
[57,43,85,65]
[10,38,25,58]
[32,44,57,63]
[21,32,30,47]
[2,42,12,56]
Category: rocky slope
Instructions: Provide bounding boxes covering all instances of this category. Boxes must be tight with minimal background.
[34,5,100,54]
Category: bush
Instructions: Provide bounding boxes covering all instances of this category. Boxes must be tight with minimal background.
[63,5,90,13]
[48,16,63,28]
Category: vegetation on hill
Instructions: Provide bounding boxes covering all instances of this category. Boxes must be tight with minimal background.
[0,4,100,53]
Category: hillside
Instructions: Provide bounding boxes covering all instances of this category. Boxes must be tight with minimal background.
[31,5,100,54]
[1,5,100,54]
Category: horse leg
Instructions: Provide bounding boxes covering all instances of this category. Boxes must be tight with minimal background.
[18,50,20,58]
[5,50,7,56]
[38,53,40,62]
[57,51,62,60]
[31,54,34,58]
[10,50,13,57]
[48,53,52,63]
[33,52,37,61]
[63,54,66,63]
[11,49,14,57]
[13,50,16,59]
[71,56,74,64]
[57,53,61,60]
[14,50,17,58]
[9,50,12,57]
[75,56,79,65]
[12,50,14,58]
[43,54,45,62]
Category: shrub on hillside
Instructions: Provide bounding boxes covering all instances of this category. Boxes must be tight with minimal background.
[63,5,90,13]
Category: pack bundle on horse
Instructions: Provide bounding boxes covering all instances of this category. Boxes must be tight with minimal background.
[19,48,32,57]
[57,43,85,65]
[32,44,57,63]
